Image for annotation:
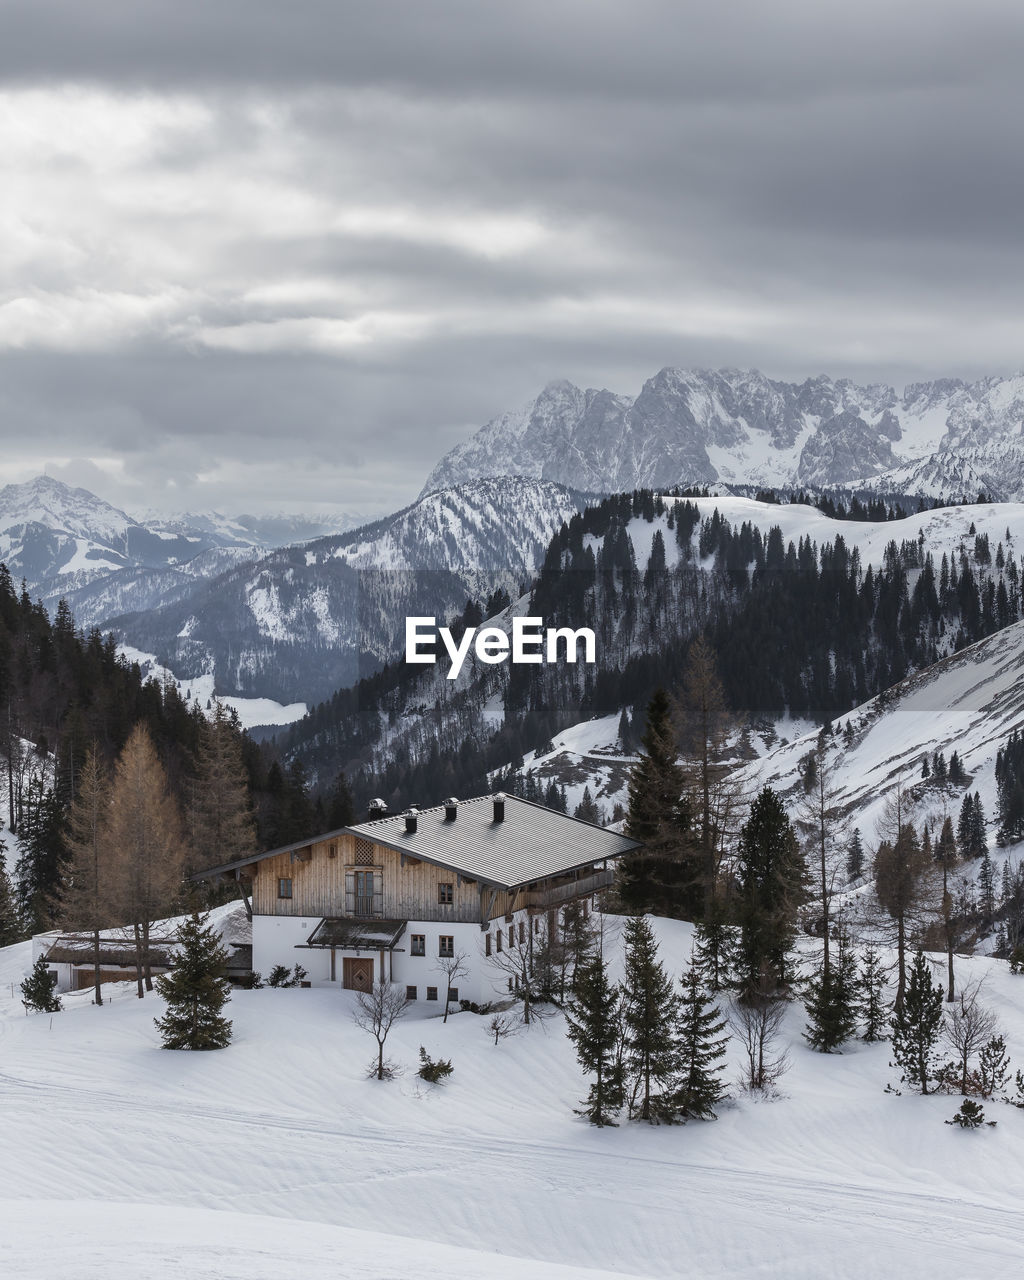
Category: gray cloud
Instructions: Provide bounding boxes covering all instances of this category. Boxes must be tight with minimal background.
[1,1,1023,514]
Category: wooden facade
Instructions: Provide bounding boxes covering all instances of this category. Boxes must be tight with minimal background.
[248,832,523,925]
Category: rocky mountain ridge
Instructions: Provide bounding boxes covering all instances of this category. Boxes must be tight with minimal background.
[421,367,1024,499]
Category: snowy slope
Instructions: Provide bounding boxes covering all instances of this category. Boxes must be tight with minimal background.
[3,919,1024,1279]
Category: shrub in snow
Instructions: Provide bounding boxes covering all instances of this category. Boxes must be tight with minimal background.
[945,1099,994,1129]
[267,963,308,988]
[417,1047,453,1083]
[21,956,62,1014]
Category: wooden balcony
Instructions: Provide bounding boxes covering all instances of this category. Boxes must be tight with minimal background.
[522,867,616,911]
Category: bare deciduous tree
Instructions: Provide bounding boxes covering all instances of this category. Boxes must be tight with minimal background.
[798,738,846,982]
[729,995,790,1095]
[61,748,114,1006]
[353,979,409,1079]
[943,981,998,1094]
[435,948,469,1023]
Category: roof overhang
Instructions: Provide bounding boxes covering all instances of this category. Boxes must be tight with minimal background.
[302,919,408,950]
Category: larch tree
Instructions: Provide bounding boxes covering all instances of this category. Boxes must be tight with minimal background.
[873,783,934,1013]
[106,724,188,998]
[799,738,845,983]
[189,702,257,885]
[673,637,740,919]
[61,748,114,1006]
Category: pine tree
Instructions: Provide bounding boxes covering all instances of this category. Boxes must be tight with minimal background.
[957,792,974,858]
[691,904,737,992]
[21,954,62,1013]
[933,814,959,1002]
[324,770,356,828]
[673,963,729,1119]
[574,786,601,825]
[621,915,681,1122]
[0,840,20,946]
[859,940,890,1042]
[978,851,996,924]
[565,952,624,1126]
[968,792,988,859]
[890,950,943,1093]
[804,921,859,1052]
[154,910,233,1050]
[620,690,695,917]
[735,786,807,998]
[846,828,865,881]
[617,707,632,753]
[15,776,69,934]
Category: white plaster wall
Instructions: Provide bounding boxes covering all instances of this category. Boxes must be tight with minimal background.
[251,899,589,1005]
[252,915,330,983]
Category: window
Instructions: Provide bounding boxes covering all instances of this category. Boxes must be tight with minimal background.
[277,878,292,899]
[354,837,374,866]
[438,882,454,904]
[485,933,491,957]
[353,869,376,916]
[449,988,459,1003]
[406,985,417,1000]
[426,986,438,1001]
[519,922,525,944]
[439,936,454,958]
[496,929,503,953]
[533,917,539,934]
[411,934,425,957]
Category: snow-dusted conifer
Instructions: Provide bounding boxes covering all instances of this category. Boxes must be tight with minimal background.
[154,911,232,1050]
[804,921,859,1052]
[673,963,728,1119]
[621,914,681,1122]
[859,940,890,1042]
[21,955,62,1013]
[890,950,943,1093]
[565,951,624,1126]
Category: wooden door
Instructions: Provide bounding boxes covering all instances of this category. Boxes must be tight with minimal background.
[343,957,373,991]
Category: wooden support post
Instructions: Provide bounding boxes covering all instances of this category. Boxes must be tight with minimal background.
[480,886,498,930]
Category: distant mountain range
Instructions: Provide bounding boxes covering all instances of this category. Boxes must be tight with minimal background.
[421,367,1024,499]
[0,476,373,628]
[106,477,588,704]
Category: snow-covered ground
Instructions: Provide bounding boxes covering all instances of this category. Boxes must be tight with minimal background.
[117,645,307,729]
[3,920,1024,1279]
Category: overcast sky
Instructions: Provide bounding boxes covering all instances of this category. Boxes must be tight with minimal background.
[2,0,1024,516]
